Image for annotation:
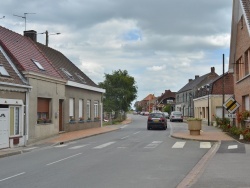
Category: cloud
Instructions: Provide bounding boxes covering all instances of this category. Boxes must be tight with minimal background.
[0,0,232,104]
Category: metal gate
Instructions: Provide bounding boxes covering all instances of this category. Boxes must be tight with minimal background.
[0,108,9,149]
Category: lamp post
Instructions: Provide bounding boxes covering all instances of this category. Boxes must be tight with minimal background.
[206,84,210,126]
[40,30,61,46]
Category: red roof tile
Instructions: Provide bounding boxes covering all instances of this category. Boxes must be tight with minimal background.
[0,26,63,80]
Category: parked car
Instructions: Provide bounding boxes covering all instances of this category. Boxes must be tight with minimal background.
[170,111,183,122]
[147,112,167,130]
[163,112,169,119]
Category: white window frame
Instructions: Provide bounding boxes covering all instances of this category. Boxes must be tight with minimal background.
[245,95,250,111]
[69,98,74,117]
[87,100,91,119]
[32,59,45,70]
[94,101,99,118]
[79,99,83,118]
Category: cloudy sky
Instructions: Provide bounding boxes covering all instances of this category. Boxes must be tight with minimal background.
[0,0,232,105]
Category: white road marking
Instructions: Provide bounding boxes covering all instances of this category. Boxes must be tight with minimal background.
[54,144,68,148]
[23,147,38,151]
[200,142,211,149]
[117,147,127,149]
[144,141,163,148]
[228,145,238,149]
[0,172,26,182]
[46,153,82,166]
[133,131,141,135]
[121,136,130,140]
[172,142,186,148]
[93,142,116,149]
[120,125,128,129]
[69,145,87,149]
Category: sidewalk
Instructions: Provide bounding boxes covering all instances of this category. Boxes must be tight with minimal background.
[0,119,235,159]
[171,122,235,142]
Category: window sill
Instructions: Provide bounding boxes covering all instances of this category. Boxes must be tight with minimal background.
[236,74,250,84]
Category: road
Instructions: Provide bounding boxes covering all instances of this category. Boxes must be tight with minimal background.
[0,115,213,188]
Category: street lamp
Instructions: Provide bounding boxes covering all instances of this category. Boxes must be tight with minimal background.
[205,84,210,126]
[40,30,61,46]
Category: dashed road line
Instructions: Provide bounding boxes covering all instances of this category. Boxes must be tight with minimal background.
[93,142,116,149]
[228,145,238,150]
[200,142,211,149]
[46,153,82,166]
[69,145,87,149]
[0,172,26,182]
[172,141,186,148]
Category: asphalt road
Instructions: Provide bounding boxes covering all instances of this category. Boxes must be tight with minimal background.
[0,115,212,188]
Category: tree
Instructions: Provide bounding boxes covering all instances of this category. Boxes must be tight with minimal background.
[99,70,137,118]
[163,104,171,114]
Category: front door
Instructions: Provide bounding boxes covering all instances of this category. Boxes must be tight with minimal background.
[59,100,63,132]
[0,108,9,149]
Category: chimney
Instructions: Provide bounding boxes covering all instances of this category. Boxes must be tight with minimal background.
[195,75,199,79]
[211,67,215,73]
[188,79,193,82]
[24,30,37,42]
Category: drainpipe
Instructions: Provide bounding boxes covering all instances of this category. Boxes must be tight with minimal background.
[24,89,30,146]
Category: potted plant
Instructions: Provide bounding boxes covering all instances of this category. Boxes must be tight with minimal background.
[79,117,84,123]
[187,118,202,135]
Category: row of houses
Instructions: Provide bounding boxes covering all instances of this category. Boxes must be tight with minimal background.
[0,26,105,149]
[136,0,250,127]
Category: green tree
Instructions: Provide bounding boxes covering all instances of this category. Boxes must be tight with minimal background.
[163,104,171,114]
[99,70,137,118]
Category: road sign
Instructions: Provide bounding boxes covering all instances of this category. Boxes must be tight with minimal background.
[223,97,240,114]
[225,113,236,118]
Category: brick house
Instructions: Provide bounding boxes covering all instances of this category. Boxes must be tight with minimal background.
[156,89,176,112]
[229,0,250,125]
[193,72,234,125]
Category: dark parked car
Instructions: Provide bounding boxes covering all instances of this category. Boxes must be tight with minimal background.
[170,111,183,122]
[147,112,167,130]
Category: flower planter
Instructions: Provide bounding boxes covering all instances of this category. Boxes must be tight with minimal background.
[187,119,202,135]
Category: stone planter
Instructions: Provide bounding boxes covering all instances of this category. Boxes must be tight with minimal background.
[187,120,202,135]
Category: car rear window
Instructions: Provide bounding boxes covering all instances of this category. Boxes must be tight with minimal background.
[150,113,163,118]
[173,112,182,115]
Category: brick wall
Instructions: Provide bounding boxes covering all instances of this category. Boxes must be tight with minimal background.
[211,73,234,95]
[234,16,250,112]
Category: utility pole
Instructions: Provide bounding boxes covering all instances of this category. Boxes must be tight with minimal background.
[222,54,225,119]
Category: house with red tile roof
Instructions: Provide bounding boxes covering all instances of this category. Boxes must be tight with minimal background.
[156,90,176,112]
[0,41,31,149]
[0,26,105,146]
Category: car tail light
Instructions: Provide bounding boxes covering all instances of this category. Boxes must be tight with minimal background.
[160,117,165,122]
[148,117,152,121]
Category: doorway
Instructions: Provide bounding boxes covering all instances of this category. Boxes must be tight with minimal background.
[0,108,9,149]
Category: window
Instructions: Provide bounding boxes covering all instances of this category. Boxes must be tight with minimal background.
[0,64,10,76]
[241,15,244,29]
[75,73,86,83]
[245,49,250,76]
[10,106,21,136]
[37,98,51,124]
[94,101,99,118]
[79,99,83,119]
[69,98,75,120]
[32,59,45,70]
[87,100,91,119]
[236,57,243,81]
[62,68,74,80]
[243,95,250,111]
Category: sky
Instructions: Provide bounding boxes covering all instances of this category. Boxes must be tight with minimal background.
[0,0,233,106]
